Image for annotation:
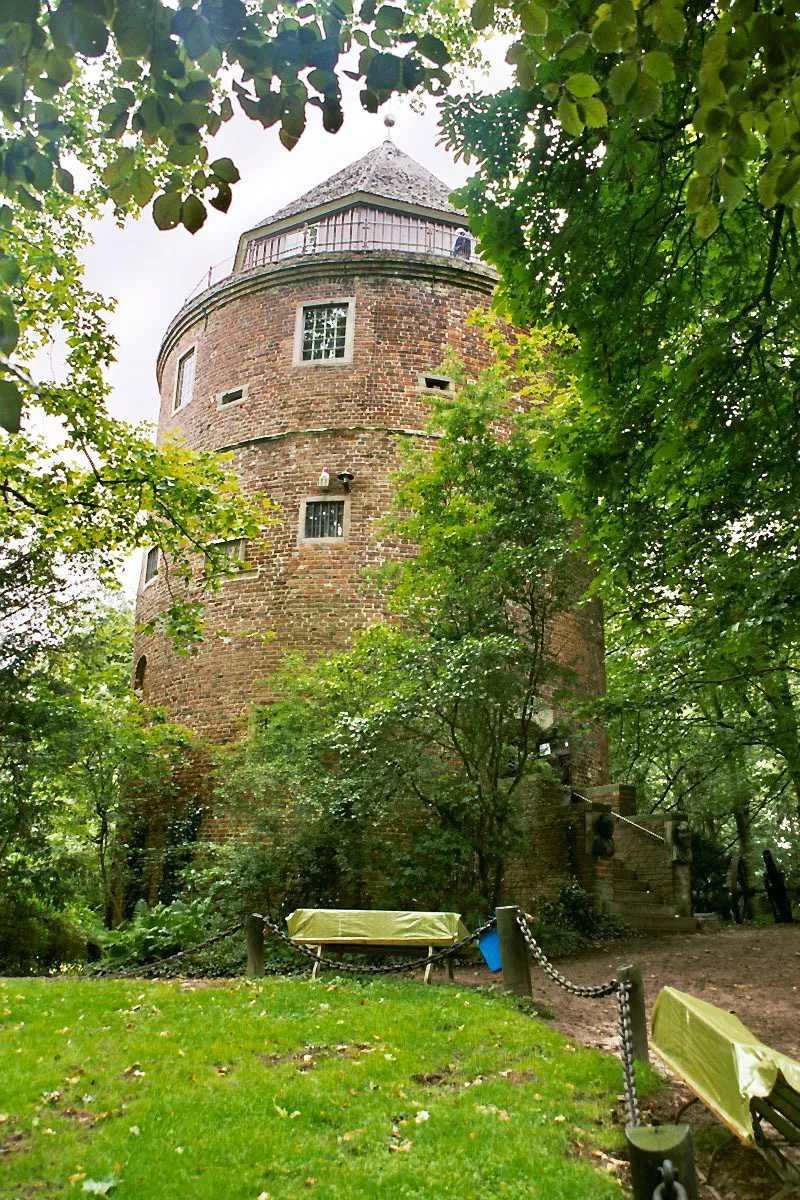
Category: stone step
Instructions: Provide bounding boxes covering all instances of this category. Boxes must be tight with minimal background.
[605,904,696,934]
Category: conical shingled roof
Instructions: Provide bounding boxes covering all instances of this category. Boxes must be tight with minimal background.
[254,140,465,229]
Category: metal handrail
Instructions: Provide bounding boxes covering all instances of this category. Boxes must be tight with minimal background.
[572,791,667,844]
[609,810,667,844]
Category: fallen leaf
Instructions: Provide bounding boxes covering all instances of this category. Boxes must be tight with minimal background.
[415,1111,430,1124]
[128,1126,140,1137]
[82,1178,117,1195]
[68,1173,87,1184]
[553,1114,566,1123]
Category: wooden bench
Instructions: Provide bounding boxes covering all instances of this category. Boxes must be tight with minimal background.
[651,985,800,1198]
[285,908,470,983]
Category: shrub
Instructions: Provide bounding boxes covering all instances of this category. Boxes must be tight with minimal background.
[531,881,628,957]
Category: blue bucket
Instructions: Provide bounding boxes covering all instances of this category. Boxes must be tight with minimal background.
[478,927,502,972]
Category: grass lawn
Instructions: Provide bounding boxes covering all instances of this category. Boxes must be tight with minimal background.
[1,975,634,1199]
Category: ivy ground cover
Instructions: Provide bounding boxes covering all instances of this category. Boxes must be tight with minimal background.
[1,977,629,1198]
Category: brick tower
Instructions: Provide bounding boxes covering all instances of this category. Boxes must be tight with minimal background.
[131,141,695,927]
[134,140,505,739]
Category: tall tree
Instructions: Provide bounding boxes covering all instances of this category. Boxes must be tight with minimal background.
[439,3,800,814]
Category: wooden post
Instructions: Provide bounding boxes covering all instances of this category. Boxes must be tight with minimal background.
[618,963,649,1063]
[246,914,264,978]
[495,905,532,999]
[626,1125,699,1200]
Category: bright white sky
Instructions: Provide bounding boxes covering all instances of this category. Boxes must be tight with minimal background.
[83,50,511,433]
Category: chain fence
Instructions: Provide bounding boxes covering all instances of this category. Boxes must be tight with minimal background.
[516,910,640,1126]
[91,922,244,979]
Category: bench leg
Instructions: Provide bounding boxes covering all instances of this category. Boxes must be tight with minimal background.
[424,946,433,985]
[311,945,322,981]
[447,953,455,982]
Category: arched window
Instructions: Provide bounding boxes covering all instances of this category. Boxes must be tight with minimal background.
[134,655,147,692]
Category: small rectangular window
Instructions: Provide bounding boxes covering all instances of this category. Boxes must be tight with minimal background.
[301,303,348,361]
[174,347,196,412]
[219,386,244,406]
[304,500,345,539]
[421,373,453,392]
[205,538,250,572]
[144,547,159,583]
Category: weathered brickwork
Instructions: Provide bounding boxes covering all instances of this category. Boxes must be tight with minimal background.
[134,250,610,785]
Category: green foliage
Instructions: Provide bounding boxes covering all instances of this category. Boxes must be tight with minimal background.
[440,16,800,839]
[454,0,800,232]
[218,356,591,911]
[532,881,628,956]
[92,897,214,968]
[690,832,732,916]
[0,603,200,971]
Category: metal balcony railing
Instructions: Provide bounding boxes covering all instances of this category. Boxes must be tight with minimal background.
[241,205,478,270]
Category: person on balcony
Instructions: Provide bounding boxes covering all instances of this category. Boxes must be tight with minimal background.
[452,228,472,260]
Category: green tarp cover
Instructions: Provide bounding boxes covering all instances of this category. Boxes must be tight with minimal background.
[651,985,800,1144]
[286,909,469,946]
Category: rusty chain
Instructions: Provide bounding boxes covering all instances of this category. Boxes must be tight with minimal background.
[91,921,245,978]
[515,911,619,998]
[515,910,641,1127]
[255,912,497,975]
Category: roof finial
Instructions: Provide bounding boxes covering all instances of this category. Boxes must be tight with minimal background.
[383,113,395,141]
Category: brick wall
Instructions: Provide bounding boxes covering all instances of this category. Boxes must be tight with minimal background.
[133,246,611,841]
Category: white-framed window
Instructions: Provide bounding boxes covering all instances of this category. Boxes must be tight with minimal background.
[144,546,159,585]
[217,384,248,408]
[173,346,196,412]
[298,496,350,543]
[293,297,355,366]
[204,537,256,578]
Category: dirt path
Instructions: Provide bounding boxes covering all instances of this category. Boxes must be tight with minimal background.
[454,924,800,1199]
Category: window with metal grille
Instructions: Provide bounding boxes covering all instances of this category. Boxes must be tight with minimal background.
[144,547,159,583]
[304,500,345,539]
[301,303,348,361]
[173,347,196,411]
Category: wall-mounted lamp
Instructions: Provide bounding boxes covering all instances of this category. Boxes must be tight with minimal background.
[318,469,330,490]
[336,470,355,493]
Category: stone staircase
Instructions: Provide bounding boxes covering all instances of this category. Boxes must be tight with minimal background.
[605,858,697,934]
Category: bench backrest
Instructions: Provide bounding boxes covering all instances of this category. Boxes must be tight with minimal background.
[652,985,800,1145]
[286,908,469,946]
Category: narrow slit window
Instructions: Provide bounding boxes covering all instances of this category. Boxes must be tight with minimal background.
[219,386,244,406]
[134,655,147,691]
[422,374,453,392]
[301,303,348,361]
[144,547,159,583]
[174,347,196,411]
[304,500,345,539]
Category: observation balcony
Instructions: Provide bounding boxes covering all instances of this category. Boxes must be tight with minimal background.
[240,204,478,271]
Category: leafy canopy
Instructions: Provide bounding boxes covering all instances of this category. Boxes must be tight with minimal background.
[439,2,800,823]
